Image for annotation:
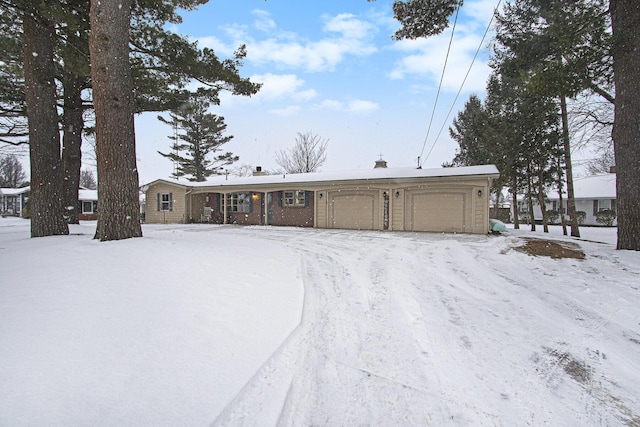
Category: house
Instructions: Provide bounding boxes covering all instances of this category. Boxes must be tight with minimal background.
[0,186,98,220]
[144,162,500,235]
[0,187,29,217]
[78,187,98,220]
[514,173,617,226]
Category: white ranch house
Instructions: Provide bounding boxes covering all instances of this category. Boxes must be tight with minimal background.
[514,173,617,226]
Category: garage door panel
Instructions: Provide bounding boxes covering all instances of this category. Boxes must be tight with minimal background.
[409,192,465,232]
[331,193,377,230]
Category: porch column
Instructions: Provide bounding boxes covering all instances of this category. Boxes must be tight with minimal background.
[264,192,269,225]
[222,193,227,224]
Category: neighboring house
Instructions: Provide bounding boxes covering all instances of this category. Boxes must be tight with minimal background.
[78,187,98,220]
[144,162,500,235]
[0,186,29,217]
[513,173,617,226]
[0,186,98,220]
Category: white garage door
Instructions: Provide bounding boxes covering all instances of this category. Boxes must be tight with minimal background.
[331,193,378,230]
[409,192,465,233]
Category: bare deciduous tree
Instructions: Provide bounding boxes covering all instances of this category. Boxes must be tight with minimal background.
[79,169,97,190]
[275,131,329,174]
[0,154,27,187]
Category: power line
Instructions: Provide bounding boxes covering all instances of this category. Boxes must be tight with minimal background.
[420,0,504,168]
[417,5,461,165]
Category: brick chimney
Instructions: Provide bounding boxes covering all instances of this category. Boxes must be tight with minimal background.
[609,165,616,174]
[253,166,266,176]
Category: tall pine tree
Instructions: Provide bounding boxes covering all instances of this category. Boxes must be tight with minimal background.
[158,97,238,182]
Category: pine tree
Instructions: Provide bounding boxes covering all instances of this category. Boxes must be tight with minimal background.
[158,97,238,182]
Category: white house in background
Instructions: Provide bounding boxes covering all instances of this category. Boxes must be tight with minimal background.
[78,187,98,220]
[0,186,98,220]
[0,187,30,217]
[514,173,617,226]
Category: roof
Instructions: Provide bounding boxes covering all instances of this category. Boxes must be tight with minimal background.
[79,189,98,201]
[0,186,30,195]
[145,165,500,189]
[573,174,616,199]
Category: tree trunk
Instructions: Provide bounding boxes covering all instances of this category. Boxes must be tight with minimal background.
[537,174,548,233]
[556,155,568,236]
[23,12,69,238]
[492,185,503,219]
[611,0,640,250]
[62,73,84,225]
[560,96,580,238]
[527,174,536,231]
[89,0,142,241]
[511,177,520,229]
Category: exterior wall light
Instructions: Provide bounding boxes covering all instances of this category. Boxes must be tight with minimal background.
[478,190,483,197]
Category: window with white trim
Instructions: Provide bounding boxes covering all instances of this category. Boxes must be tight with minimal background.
[225,192,251,212]
[82,201,96,214]
[284,190,306,207]
[597,199,612,211]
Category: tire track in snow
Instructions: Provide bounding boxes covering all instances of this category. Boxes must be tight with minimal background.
[209,228,640,426]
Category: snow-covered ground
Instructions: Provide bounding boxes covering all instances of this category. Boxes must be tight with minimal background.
[1,218,639,426]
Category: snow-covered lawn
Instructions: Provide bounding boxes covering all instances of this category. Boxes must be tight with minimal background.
[1,218,639,426]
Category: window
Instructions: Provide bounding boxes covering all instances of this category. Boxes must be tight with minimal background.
[283,190,306,207]
[225,192,251,212]
[594,199,613,215]
[82,201,93,214]
[158,193,172,211]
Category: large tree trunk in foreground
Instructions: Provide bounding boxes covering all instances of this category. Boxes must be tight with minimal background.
[23,12,69,237]
[89,0,142,241]
[611,0,640,250]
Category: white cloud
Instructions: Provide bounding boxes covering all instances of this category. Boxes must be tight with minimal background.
[388,27,491,93]
[346,99,379,113]
[204,10,379,73]
[268,106,301,117]
[322,13,375,40]
[317,99,344,111]
[316,98,379,114]
[250,73,316,101]
[252,9,277,33]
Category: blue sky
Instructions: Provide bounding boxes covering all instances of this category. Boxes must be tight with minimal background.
[134,0,500,183]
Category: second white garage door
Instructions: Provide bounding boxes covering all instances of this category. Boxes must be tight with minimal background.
[408,192,466,233]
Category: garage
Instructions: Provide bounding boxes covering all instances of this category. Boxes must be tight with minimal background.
[407,191,466,233]
[331,191,379,230]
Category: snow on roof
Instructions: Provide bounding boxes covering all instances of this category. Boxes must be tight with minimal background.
[0,187,30,195]
[151,164,499,189]
[562,174,616,199]
[79,189,98,201]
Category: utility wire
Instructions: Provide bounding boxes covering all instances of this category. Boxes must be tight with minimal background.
[417,5,460,166]
[420,0,504,168]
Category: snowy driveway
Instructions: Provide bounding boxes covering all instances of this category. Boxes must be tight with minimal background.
[211,226,640,426]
